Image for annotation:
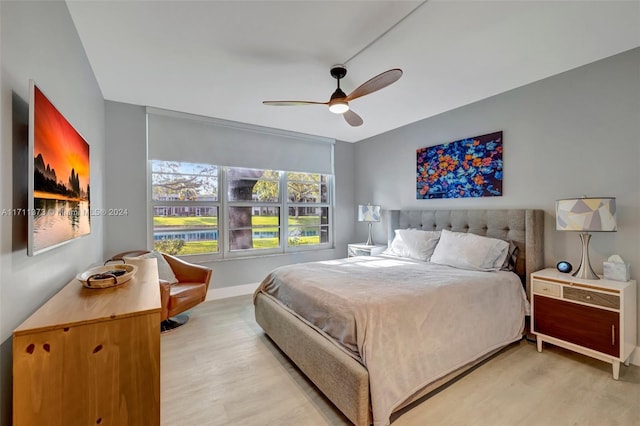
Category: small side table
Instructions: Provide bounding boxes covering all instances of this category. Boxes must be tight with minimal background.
[347,243,386,257]
[530,267,636,380]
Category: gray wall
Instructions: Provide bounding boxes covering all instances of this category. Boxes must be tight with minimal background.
[104,101,357,288]
[354,48,640,344]
[104,101,148,256]
[0,1,106,424]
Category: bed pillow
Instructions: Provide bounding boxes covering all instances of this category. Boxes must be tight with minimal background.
[500,241,519,272]
[429,229,509,272]
[124,251,178,283]
[382,229,441,261]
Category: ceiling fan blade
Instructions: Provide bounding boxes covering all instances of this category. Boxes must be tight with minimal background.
[262,100,328,106]
[343,109,363,127]
[346,68,403,101]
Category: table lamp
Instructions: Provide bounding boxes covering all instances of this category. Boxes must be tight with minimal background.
[358,204,381,246]
[556,197,617,280]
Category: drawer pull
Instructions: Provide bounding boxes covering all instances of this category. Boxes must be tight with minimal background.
[543,287,549,291]
[612,325,615,346]
[585,295,592,300]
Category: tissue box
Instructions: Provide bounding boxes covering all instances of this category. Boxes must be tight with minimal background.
[603,262,630,282]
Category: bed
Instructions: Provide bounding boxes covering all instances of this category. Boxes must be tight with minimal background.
[254,209,544,426]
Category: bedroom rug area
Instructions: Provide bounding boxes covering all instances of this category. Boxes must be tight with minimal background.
[161,295,640,426]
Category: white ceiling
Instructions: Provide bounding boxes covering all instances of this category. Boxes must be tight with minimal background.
[66,0,640,143]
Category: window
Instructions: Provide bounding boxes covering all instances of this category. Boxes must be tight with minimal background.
[227,167,281,253]
[287,173,330,247]
[151,161,219,255]
[150,162,332,259]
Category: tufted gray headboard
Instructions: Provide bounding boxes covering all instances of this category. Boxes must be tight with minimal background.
[387,209,544,298]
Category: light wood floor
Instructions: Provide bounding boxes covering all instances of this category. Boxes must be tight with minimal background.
[161,295,640,426]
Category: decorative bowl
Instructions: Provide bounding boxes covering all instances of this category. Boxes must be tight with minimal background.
[76,264,138,289]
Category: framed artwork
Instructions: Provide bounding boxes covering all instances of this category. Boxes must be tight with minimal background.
[416,131,503,199]
[28,81,91,255]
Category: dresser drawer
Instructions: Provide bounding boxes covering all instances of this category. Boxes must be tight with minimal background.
[564,287,620,309]
[532,280,561,297]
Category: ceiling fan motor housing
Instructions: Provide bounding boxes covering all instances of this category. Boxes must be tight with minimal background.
[330,88,347,100]
[330,64,347,80]
[329,64,348,110]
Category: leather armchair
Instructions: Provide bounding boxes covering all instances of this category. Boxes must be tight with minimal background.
[106,250,213,332]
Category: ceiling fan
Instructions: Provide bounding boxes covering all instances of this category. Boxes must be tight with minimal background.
[262,65,403,127]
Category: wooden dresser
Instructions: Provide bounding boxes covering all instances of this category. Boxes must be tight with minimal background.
[13,259,161,426]
[531,268,637,379]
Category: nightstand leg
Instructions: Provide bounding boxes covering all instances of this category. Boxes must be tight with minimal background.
[536,336,543,352]
[612,361,620,380]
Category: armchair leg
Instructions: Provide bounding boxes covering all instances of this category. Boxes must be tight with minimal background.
[161,314,189,333]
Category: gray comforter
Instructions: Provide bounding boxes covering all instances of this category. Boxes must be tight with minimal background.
[255,255,528,425]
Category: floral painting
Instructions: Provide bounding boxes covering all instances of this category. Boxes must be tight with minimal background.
[416,131,503,199]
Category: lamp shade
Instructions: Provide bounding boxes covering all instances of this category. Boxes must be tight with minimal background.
[556,197,617,232]
[358,204,381,222]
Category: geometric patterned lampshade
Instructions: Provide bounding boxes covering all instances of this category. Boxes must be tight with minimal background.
[555,197,617,280]
[358,204,381,222]
[556,197,617,232]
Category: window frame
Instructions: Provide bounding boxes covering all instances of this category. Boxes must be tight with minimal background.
[284,172,332,253]
[149,163,333,261]
[150,160,222,263]
[223,167,283,258]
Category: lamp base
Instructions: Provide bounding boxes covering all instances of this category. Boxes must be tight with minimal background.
[572,232,599,280]
[364,222,374,246]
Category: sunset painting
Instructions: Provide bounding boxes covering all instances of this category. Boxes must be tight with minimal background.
[29,83,90,255]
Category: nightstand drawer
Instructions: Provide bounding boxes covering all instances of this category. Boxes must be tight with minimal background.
[533,295,620,357]
[532,280,561,297]
[347,244,386,257]
[348,246,371,257]
[564,287,620,309]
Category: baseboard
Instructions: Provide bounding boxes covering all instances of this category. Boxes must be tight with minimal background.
[206,283,257,301]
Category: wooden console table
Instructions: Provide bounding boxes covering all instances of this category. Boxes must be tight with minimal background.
[13,259,161,426]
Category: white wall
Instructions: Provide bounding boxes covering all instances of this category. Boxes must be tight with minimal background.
[0,1,106,424]
[354,48,640,345]
[104,101,357,289]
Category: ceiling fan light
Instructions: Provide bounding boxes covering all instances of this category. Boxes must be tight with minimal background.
[329,102,349,114]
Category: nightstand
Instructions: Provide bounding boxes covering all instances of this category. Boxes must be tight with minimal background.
[347,243,386,257]
[530,268,637,379]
